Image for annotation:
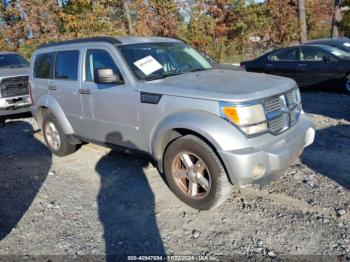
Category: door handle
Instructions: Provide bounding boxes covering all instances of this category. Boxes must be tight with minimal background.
[79,88,91,94]
[266,64,274,67]
[48,85,57,91]
[297,64,307,67]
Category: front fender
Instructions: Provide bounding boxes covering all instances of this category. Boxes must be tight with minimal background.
[151,110,250,164]
[31,94,74,135]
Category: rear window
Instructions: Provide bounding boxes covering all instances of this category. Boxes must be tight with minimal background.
[33,53,54,79]
[54,50,79,80]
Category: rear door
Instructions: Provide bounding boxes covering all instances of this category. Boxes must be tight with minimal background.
[32,52,55,102]
[48,50,84,134]
[264,47,298,81]
[296,46,339,86]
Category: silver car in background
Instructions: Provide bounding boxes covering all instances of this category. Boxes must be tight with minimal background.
[0,52,30,125]
[30,37,315,210]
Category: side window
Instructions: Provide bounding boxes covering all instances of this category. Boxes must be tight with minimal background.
[268,48,297,61]
[33,53,54,79]
[300,47,328,61]
[85,49,120,82]
[55,50,79,80]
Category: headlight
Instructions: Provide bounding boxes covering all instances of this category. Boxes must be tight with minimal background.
[220,102,267,136]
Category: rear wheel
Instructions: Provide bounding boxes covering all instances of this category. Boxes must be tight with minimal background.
[42,111,76,156]
[163,135,231,210]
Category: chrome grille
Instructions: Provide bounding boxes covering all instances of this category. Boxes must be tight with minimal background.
[264,97,284,112]
[0,76,29,98]
[264,89,301,135]
[268,114,289,134]
[286,90,297,104]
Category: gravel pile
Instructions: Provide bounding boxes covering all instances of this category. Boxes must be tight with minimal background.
[0,91,349,259]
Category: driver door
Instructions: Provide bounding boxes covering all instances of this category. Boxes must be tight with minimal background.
[296,46,339,86]
[79,48,141,148]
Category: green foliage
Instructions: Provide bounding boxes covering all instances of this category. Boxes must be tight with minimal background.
[340,0,350,36]
[0,0,334,62]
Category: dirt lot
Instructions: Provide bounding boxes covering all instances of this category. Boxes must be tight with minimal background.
[0,90,349,259]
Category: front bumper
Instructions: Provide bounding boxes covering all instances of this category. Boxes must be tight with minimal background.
[218,114,315,186]
[0,95,31,116]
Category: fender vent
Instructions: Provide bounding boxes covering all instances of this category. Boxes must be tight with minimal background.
[140,92,162,104]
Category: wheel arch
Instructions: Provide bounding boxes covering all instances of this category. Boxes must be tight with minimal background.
[150,111,248,183]
[34,95,74,135]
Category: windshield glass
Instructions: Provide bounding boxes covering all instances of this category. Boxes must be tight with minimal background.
[0,53,29,68]
[320,45,350,59]
[118,42,212,81]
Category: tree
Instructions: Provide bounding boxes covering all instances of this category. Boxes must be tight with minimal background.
[185,2,215,55]
[134,0,179,37]
[339,0,350,36]
[332,0,342,37]
[264,0,299,47]
[307,0,333,39]
[122,0,134,34]
[0,0,26,50]
[60,0,125,38]
[298,0,307,42]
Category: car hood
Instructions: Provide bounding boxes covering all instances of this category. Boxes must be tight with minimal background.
[0,67,29,80]
[139,69,297,102]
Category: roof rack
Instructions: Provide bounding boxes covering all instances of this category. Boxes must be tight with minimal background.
[37,36,121,49]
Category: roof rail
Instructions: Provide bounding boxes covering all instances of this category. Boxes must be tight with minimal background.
[37,36,121,49]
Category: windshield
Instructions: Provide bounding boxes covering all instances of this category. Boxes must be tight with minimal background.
[118,42,212,81]
[0,53,29,68]
[320,45,350,59]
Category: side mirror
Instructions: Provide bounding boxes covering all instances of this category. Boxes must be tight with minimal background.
[94,68,123,84]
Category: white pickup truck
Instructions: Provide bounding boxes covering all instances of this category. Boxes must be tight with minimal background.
[0,52,31,126]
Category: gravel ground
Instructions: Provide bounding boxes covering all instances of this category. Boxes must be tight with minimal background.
[0,90,349,260]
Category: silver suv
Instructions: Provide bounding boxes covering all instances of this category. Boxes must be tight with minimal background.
[0,52,30,125]
[30,37,315,210]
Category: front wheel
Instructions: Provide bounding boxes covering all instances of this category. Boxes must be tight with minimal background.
[42,111,76,157]
[343,77,350,94]
[163,135,232,210]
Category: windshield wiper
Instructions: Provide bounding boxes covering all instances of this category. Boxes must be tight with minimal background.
[0,65,24,68]
[189,68,211,72]
[144,72,182,81]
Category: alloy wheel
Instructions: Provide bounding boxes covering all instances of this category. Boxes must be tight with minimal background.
[171,152,211,199]
[45,121,61,151]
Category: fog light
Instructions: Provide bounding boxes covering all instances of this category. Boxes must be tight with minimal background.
[305,127,315,147]
[252,164,266,178]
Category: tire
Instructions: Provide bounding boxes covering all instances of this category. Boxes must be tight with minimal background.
[163,135,232,210]
[42,110,76,157]
[343,76,350,94]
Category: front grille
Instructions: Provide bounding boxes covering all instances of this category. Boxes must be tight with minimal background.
[264,96,284,112]
[263,89,301,135]
[268,114,289,134]
[0,76,29,98]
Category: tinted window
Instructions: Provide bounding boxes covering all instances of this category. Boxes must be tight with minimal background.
[55,51,79,80]
[85,50,120,82]
[0,54,29,68]
[319,45,350,59]
[269,48,297,61]
[300,47,328,61]
[34,53,54,79]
